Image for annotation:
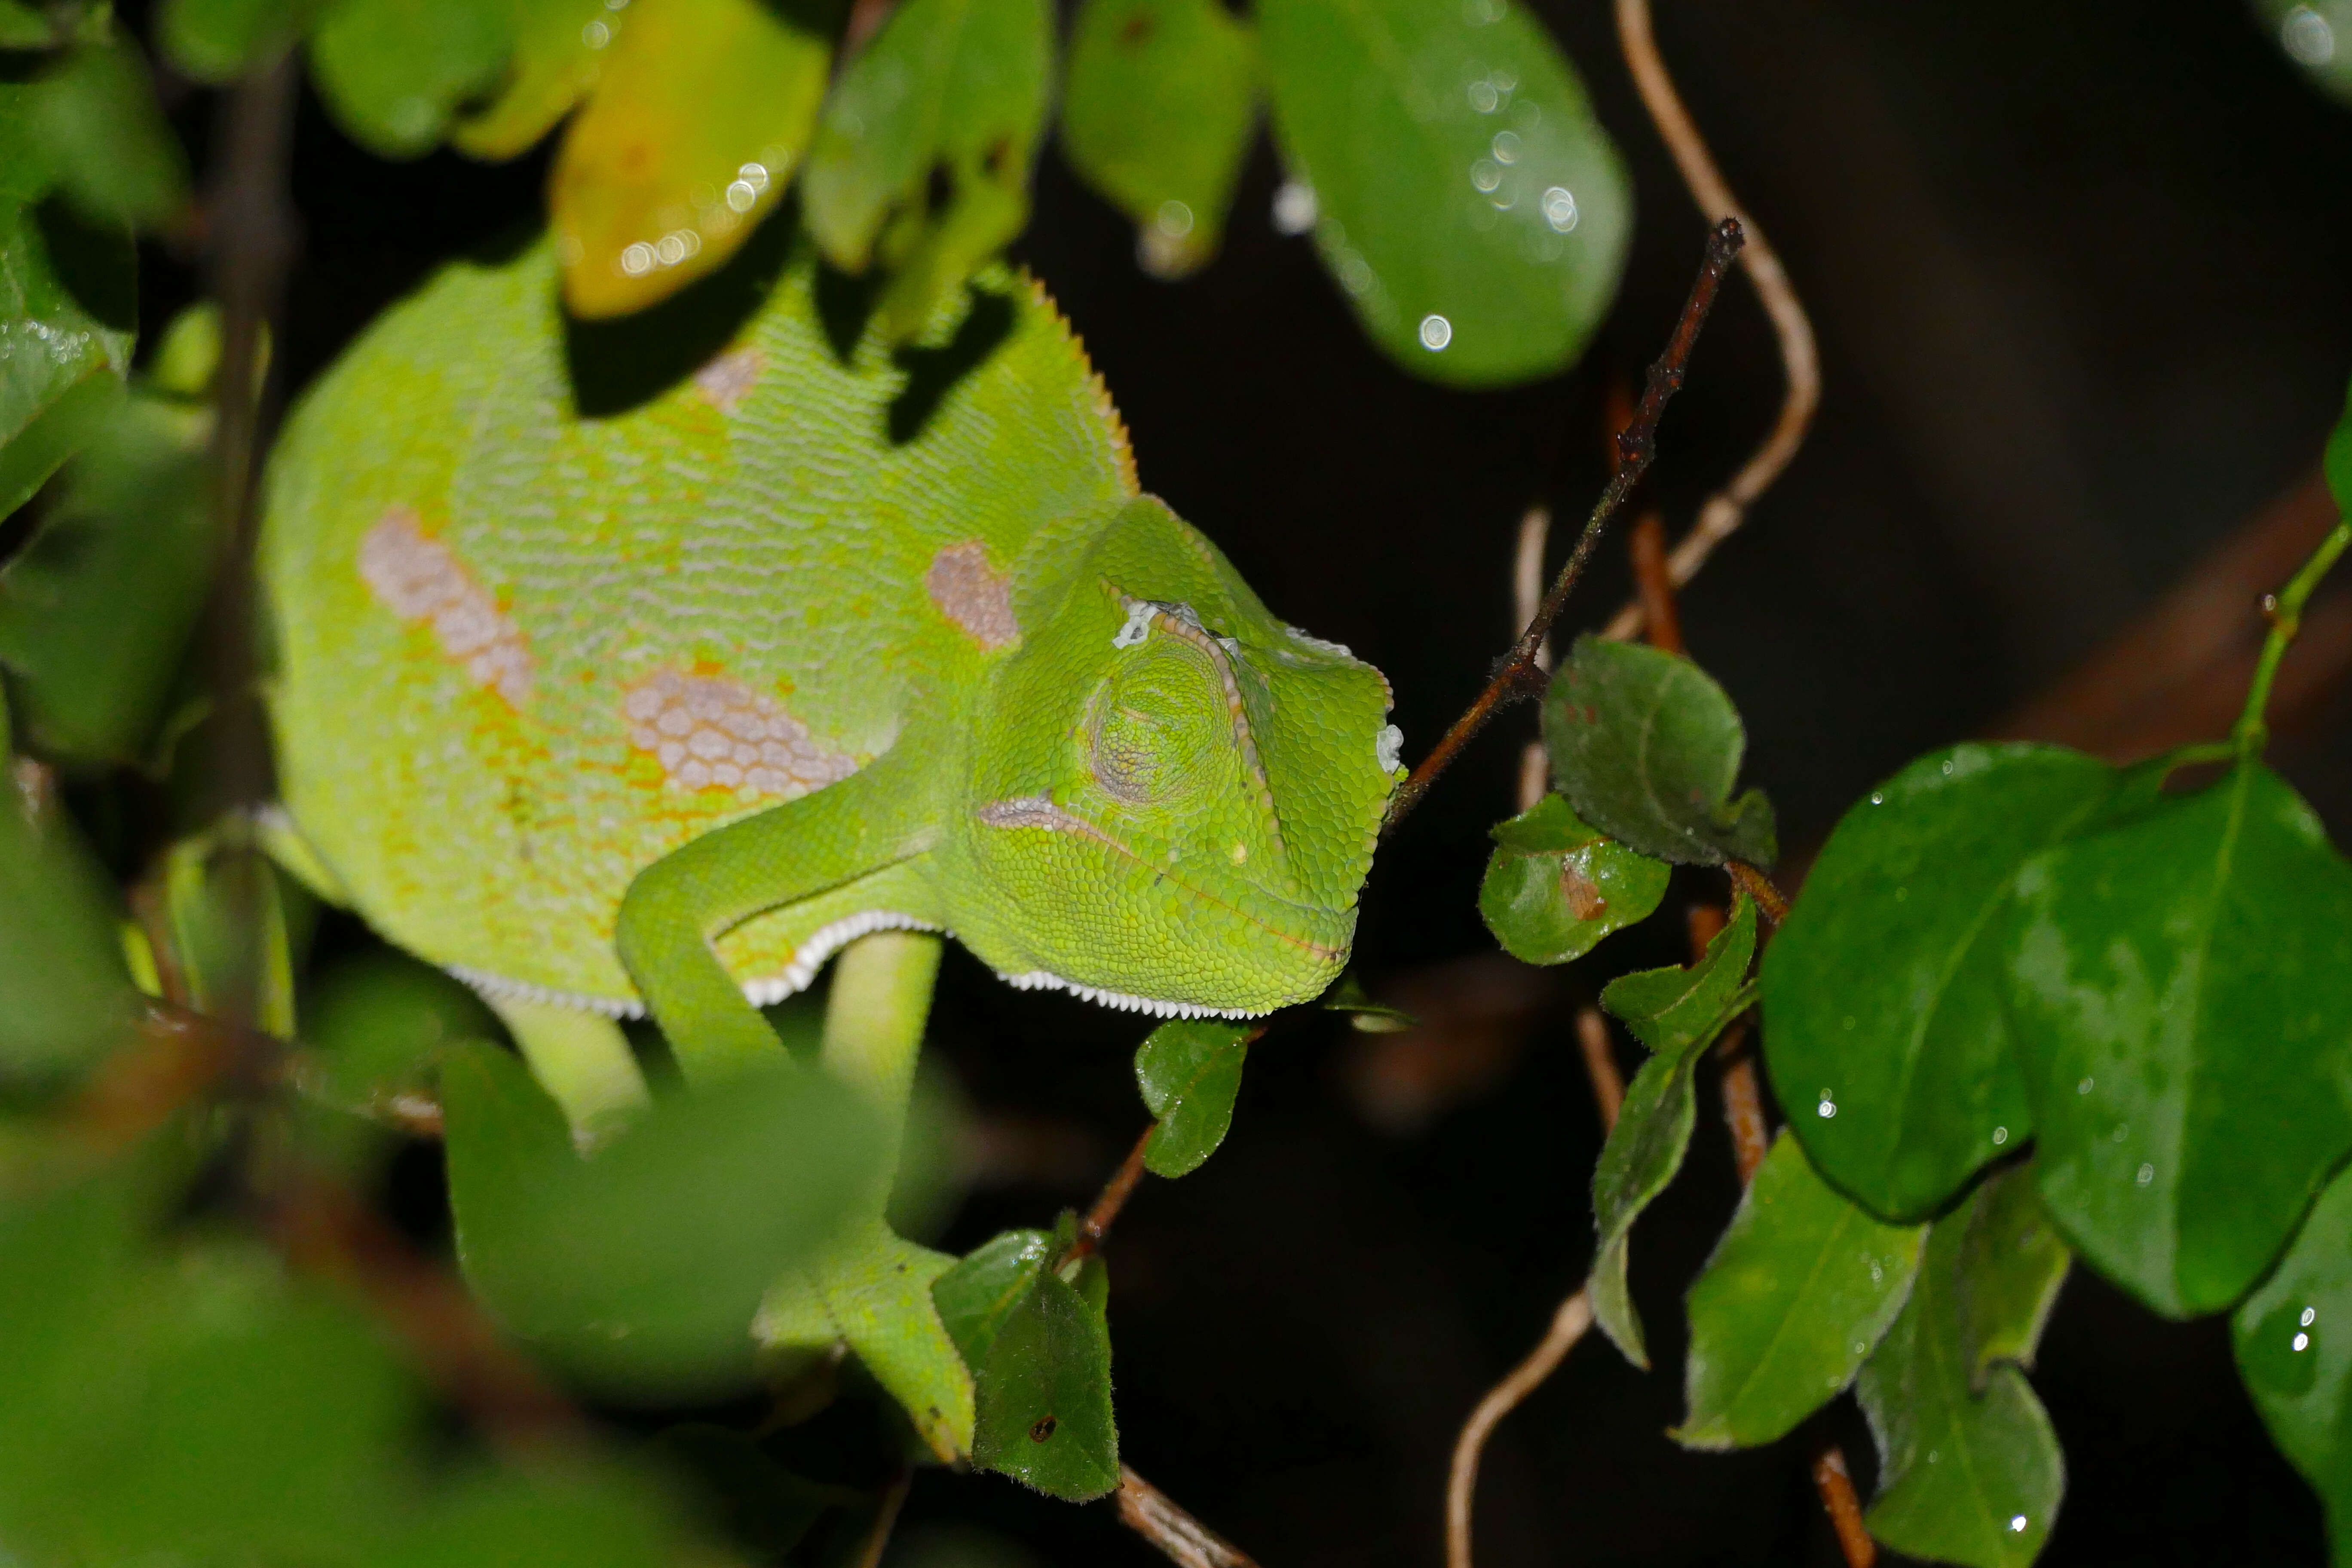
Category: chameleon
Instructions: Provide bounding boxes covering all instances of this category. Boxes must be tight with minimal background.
[257,230,1402,1458]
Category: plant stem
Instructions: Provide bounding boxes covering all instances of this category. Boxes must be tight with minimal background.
[1383,219,1745,837]
[2233,518,2352,756]
[1117,1467,1262,1568]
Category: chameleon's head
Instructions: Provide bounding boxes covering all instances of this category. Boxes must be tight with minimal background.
[946,497,1403,1018]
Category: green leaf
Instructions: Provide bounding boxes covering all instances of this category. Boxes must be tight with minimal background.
[1545,636,1776,868]
[2234,1158,2352,1560]
[549,0,836,317]
[159,829,299,1038]
[1954,1163,2070,1390]
[0,767,140,1078]
[158,0,304,82]
[2258,0,2352,110]
[1857,1185,2065,1568]
[1677,1130,1926,1451]
[969,1270,1119,1501]
[1318,971,1415,1031]
[934,1226,1055,1372]
[802,0,1052,340]
[372,1461,696,1568]
[1762,744,2115,1220]
[309,0,511,159]
[1134,1017,1251,1178]
[0,0,72,49]
[1599,891,1757,1056]
[441,1041,883,1397]
[1587,896,1758,1366]
[1479,793,1669,965]
[28,34,189,230]
[2006,761,2352,1317]
[0,389,214,764]
[1254,0,1628,386]
[449,0,611,158]
[304,946,499,1109]
[0,111,135,521]
[1059,0,1256,278]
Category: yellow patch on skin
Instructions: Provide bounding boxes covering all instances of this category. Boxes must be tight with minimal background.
[622,669,859,796]
[692,346,764,412]
[359,507,534,707]
[925,541,1020,650]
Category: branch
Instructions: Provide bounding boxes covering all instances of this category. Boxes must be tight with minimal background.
[1600,0,1820,643]
[1118,1467,1263,1568]
[1064,1123,1153,1267]
[1384,219,1745,835]
[1443,1289,1595,1568]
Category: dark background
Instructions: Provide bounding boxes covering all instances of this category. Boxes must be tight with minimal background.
[138,0,2352,1562]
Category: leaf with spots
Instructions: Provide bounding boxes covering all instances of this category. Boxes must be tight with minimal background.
[308,0,511,159]
[1135,1018,1253,1178]
[1479,794,1668,966]
[1060,0,1257,278]
[968,1269,1118,1501]
[1587,896,1758,1367]
[802,0,1052,341]
[549,0,837,317]
[1856,1181,2065,1568]
[1544,636,1776,869]
[1254,0,1629,386]
[2004,760,2352,1317]
[1761,744,2117,1221]
[2235,1158,2352,1559]
[1677,1131,1925,1451]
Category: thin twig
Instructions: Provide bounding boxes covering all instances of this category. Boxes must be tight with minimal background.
[847,1469,912,1568]
[1513,506,1556,812]
[1813,1446,1878,1568]
[1573,1006,1624,1130]
[1726,861,1789,925]
[1065,1124,1153,1266]
[1714,1020,1769,1186]
[1601,0,1819,643]
[1384,220,1745,836]
[1117,1467,1263,1568]
[1627,512,1684,656]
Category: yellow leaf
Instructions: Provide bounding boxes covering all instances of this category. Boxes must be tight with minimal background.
[452,0,614,160]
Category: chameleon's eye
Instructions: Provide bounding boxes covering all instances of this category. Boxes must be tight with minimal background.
[1088,639,1225,807]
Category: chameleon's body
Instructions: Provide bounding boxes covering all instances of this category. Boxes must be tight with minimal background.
[259,236,1399,1460]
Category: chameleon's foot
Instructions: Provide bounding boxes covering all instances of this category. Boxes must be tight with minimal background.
[755,1217,974,1462]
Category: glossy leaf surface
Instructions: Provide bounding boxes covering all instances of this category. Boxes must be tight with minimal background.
[309,0,511,159]
[1858,1187,2064,1568]
[934,1226,1054,1372]
[1255,0,1628,385]
[1764,744,2114,1220]
[1954,1163,2070,1388]
[2235,1159,2352,1559]
[1546,636,1776,868]
[442,1041,882,1396]
[969,1271,1119,1501]
[1479,793,1668,965]
[803,0,1052,340]
[1588,897,1758,1366]
[1678,1131,1924,1451]
[1060,0,1256,277]
[2007,761,2352,1317]
[1134,1018,1251,1178]
[550,0,835,316]
[0,390,213,763]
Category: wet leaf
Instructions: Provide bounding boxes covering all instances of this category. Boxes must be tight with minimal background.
[1588,896,1758,1366]
[1857,1185,2064,1568]
[441,1041,882,1397]
[2234,1158,2352,1559]
[0,765,140,1078]
[1060,0,1256,278]
[1954,1163,2070,1389]
[1762,744,2115,1220]
[1479,793,1669,965]
[309,0,511,159]
[0,109,135,521]
[1545,636,1776,868]
[550,0,837,317]
[969,1270,1118,1501]
[158,0,304,82]
[28,33,189,230]
[934,1226,1054,1372]
[2006,761,2352,1317]
[1134,1017,1251,1178]
[450,0,613,157]
[0,388,214,763]
[1254,0,1628,386]
[1677,1131,1925,1451]
[803,0,1052,340]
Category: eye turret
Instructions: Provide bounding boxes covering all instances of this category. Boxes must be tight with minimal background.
[1087,634,1225,808]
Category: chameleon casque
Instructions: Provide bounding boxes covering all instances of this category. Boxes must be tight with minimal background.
[258,233,1401,1456]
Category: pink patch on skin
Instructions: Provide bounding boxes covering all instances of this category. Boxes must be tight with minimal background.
[622,670,859,796]
[925,541,1018,650]
[692,347,763,413]
[359,507,533,706]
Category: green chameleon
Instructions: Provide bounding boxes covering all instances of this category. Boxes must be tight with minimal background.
[259,235,1401,1459]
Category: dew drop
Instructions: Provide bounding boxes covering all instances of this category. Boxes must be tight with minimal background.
[2009,1516,2029,1534]
[1471,159,1503,193]
[1541,185,1578,232]
[1469,78,1500,113]
[2135,1161,2155,1186]
[2303,1306,2318,1326]
[619,242,654,276]
[1992,1126,2008,1145]
[2077,1076,2094,1095]
[1156,199,1195,239]
[1418,313,1453,350]
[582,17,609,45]
[2295,1331,2313,1352]
[1491,130,1522,164]
[1272,181,1317,235]
[2285,4,2337,64]
[1869,791,1884,805]
[1817,1100,1837,1119]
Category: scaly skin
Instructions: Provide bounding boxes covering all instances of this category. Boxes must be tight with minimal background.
[259,231,1401,1456]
